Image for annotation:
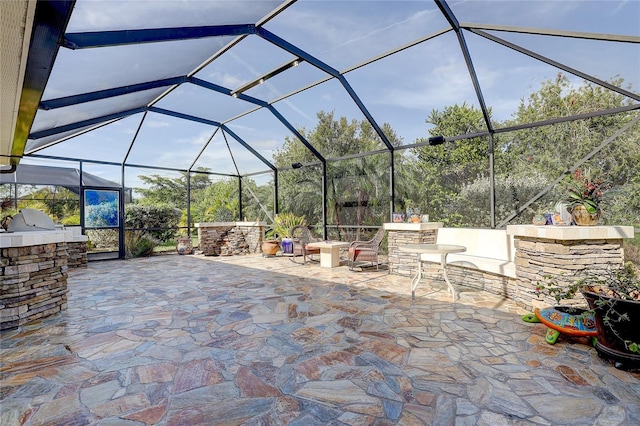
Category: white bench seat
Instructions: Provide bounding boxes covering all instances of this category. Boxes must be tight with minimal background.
[418,228,516,278]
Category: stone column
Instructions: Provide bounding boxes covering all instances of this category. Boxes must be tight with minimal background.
[384,222,442,276]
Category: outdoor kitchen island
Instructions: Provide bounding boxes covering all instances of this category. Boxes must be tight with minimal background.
[0,229,87,331]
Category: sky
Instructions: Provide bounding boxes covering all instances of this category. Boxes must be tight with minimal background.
[17,0,640,189]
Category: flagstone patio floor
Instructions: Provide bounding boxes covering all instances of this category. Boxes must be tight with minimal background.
[1,253,639,425]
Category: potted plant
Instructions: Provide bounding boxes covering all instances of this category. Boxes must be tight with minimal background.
[404,199,421,223]
[536,262,640,369]
[262,225,280,256]
[263,212,306,255]
[562,168,610,225]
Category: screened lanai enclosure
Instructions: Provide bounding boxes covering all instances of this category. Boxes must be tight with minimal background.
[2,0,639,258]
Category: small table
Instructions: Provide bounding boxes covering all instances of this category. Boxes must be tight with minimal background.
[399,244,467,301]
[306,241,350,268]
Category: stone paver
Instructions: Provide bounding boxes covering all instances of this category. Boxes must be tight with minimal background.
[1,253,639,425]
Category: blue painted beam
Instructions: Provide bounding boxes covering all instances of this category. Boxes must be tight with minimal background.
[436,0,460,30]
[256,28,341,77]
[39,75,246,110]
[29,107,146,139]
[149,107,221,127]
[188,77,269,107]
[338,76,394,151]
[257,27,394,152]
[267,106,324,162]
[40,77,188,110]
[436,0,493,132]
[220,125,276,171]
[188,77,232,96]
[64,24,256,49]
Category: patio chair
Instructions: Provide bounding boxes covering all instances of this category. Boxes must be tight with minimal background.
[349,228,385,271]
[290,225,321,264]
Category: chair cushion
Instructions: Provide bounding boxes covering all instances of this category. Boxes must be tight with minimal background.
[294,246,320,255]
[349,247,375,259]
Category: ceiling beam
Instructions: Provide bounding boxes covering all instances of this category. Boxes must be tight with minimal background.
[63,24,256,49]
[40,76,188,109]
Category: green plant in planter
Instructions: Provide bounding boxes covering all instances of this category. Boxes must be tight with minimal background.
[562,168,610,215]
[266,212,306,240]
[536,262,640,367]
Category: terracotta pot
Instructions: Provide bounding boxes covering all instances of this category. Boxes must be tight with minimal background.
[261,240,279,256]
[581,287,640,369]
[572,204,599,226]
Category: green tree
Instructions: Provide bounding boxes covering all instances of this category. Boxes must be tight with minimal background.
[272,111,402,238]
[498,74,640,226]
[407,103,490,226]
[410,75,639,227]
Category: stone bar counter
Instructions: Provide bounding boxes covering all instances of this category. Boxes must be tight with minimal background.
[195,222,265,256]
[1,229,87,331]
[384,222,443,276]
[506,224,635,309]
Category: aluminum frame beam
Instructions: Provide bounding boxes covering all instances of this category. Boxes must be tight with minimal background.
[63,24,256,49]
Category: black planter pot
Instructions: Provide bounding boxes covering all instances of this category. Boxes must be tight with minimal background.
[581,288,640,370]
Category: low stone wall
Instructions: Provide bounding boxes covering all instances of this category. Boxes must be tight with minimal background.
[196,222,264,256]
[1,242,69,331]
[421,262,518,301]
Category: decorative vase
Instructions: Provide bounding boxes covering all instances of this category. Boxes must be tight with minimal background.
[572,204,599,226]
[532,214,547,225]
[176,236,193,255]
[281,237,293,254]
[581,288,640,370]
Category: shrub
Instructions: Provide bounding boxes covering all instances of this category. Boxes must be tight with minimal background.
[125,231,158,258]
[125,204,181,242]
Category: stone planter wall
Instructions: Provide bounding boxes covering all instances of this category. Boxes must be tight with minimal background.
[196,222,264,256]
[236,223,262,254]
[507,225,634,311]
[513,236,626,310]
[1,242,69,331]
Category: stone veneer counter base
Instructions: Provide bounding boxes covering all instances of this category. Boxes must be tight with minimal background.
[1,230,88,331]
